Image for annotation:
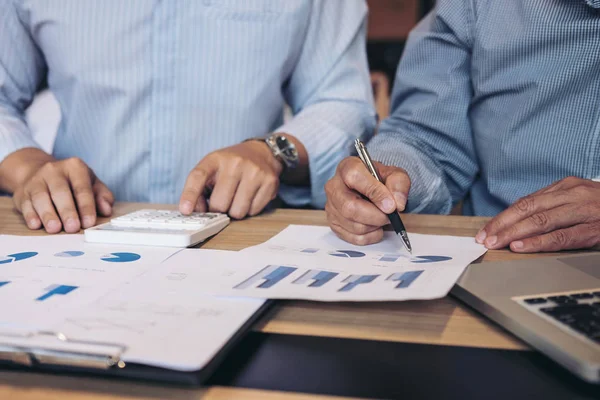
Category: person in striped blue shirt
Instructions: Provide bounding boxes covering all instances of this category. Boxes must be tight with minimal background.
[0,1,375,234]
[325,0,600,253]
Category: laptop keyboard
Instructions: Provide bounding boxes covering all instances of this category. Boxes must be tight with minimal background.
[517,290,600,346]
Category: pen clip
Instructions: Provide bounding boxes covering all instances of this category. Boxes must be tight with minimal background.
[354,139,381,181]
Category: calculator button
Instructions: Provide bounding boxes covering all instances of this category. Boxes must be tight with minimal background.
[109,210,227,231]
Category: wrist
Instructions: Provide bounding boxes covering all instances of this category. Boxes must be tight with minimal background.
[243,133,308,184]
[244,140,284,176]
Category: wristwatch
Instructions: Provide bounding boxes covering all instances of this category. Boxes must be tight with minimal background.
[248,134,299,172]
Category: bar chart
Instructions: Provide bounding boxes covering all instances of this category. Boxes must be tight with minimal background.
[386,271,424,288]
[293,270,339,288]
[338,275,379,292]
[235,265,297,289]
[36,284,78,301]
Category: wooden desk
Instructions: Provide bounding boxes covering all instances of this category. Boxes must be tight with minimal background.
[0,198,562,399]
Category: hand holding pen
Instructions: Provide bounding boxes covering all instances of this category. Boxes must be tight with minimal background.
[324,140,413,250]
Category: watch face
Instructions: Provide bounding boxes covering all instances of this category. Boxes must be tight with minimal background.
[274,135,289,150]
[272,135,298,167]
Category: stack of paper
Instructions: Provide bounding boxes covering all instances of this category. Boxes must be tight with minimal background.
[0,235,265,371]
[0,225,486,372]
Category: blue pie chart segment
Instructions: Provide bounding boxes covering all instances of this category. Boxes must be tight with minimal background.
[55,251,85,257]
[412,255,452,263]
[101,252,141,263]
[329,250,366,258]
[0,252,38,264]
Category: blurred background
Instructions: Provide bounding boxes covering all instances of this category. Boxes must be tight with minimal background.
[366,0,434,120]
[27,0,434,153]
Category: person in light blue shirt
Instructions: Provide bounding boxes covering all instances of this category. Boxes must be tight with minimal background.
[0,0,375,234]
[325,0,600,253]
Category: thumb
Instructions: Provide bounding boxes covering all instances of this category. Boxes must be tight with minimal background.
[92,178,114,217]
[339,157,396,214]
[376,163,410,212]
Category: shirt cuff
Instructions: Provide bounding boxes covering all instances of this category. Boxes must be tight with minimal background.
[0,113,41,165]
[367,131,453,215]
[275,102,376,208]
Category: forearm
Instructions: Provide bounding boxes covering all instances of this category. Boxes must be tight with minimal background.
[0,147,55,193]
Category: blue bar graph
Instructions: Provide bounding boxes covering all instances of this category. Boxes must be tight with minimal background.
[293,270,338,287]
[387,271,424,288]
[0,281,9,288]
[36,284,78,301]
[338,274,378,292]
[235,265,297,289]
[380,254,403,262]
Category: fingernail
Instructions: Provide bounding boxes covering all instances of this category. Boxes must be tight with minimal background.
[512,241,524,250]
[65,218,79,231]
[28,218,39,228]
[83,216,95,227]
[381,198,395,213]
[485,235,497,248]
[475,230,487,244]
[394,192,407,211]
[181,201,193,214]
[47,220,61,231]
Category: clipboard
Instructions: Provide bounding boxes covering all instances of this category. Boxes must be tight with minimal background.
[0,301,273,386]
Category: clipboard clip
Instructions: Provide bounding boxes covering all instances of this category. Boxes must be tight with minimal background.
[0,329,127,370]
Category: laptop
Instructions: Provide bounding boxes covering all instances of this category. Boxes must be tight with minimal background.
[451,253,600,383]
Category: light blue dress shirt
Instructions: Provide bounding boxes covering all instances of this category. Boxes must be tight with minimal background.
[0,0,375,207]
[368,0,600,217]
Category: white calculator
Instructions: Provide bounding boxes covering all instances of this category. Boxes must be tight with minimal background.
[84,209,230,247]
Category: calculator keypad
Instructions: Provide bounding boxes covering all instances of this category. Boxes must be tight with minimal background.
[111,209,226,230]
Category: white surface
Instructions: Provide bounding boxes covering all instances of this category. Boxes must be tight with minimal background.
[0,234,264,371]
[146,225,487,302]
[84,209,230,247]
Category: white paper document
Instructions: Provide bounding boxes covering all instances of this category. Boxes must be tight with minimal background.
[149,225,487,302]
[0,235,266,371]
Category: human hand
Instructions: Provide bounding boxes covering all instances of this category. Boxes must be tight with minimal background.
[13,157,114,233]
[325,156,411,245]
[179,141,282,219]
[476,177,600,252]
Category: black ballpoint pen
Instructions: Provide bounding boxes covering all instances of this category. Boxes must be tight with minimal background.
[354,139,413,253]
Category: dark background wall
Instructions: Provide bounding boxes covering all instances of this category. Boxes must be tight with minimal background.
[366,0,435,93]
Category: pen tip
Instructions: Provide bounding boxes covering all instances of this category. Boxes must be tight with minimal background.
[399,231,412,254]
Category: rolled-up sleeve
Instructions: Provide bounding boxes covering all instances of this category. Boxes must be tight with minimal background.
[367,0,478,214]
[0,1,46,165]
[276,0,376,209]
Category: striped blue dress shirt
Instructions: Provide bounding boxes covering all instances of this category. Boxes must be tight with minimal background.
[0,0,375,207]
[368,0,600,217]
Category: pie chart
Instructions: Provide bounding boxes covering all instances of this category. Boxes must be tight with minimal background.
[412,255,452,263]
[328,250,366,258]
[55,251,85,257]
[101,252,141,263]
[0,252,38,264]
